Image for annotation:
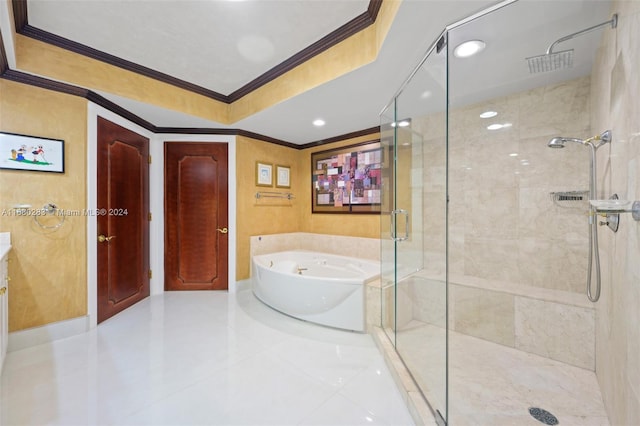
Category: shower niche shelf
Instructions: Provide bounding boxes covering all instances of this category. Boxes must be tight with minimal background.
[550,190,589,208]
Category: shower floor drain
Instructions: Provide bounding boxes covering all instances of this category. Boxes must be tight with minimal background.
[529,407,559,425]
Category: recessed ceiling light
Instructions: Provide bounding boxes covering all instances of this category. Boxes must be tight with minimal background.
[509,153,519,157]
[397,120,410,127]
[453,40,486,58]
[480,111,498,118]
[502,123,513,128]
[420,90,432,99]
[313,119,325,127]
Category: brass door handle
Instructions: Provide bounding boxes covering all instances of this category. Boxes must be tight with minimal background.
[0,287,6,296]
[216,227,228,234]
[98,234,116,243]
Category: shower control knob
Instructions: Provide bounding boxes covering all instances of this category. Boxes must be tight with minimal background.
[599,220,609,226]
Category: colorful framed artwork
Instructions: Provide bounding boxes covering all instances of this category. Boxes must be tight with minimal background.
[256,161,273,187]
[0,131,65,173]
[276,165,291,188]
[311,140,384,214]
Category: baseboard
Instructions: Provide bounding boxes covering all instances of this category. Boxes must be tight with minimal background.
[8,316,90,352]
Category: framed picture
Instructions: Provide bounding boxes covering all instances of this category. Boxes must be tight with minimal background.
[0,132,65,173]
[311,139,384,214]
[255,161,273,187]
[275,165,291,188]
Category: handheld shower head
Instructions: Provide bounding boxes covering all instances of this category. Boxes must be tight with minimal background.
[547,137,567,148]
[547,136,586,148]
[548,130,612,150]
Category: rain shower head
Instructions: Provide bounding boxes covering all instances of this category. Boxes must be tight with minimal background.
[527,14,617,74]
[527,49,574,74]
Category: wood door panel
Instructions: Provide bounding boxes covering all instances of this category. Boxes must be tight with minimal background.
[108,141,143,302]
[177,156,218,283]
[97,117,150,323]
[165,142,228,291]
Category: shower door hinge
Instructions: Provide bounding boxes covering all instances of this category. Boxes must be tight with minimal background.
[148,269,153,279]
[148,212,152,221]
[435,410,447,426]
[148,155,152,164]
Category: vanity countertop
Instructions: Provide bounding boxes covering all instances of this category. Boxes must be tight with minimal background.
[0,245,10,260]
[0,232,10,259]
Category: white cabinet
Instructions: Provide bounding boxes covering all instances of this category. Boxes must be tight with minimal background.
[0,251,8,375]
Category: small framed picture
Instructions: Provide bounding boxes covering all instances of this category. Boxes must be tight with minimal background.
[276,165,291,188]
[0,131,65,173]
[256,161,273,187]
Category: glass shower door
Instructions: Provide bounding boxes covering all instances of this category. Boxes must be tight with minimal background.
[380,37,448,424]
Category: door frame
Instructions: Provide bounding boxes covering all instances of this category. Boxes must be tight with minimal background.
[87,103,237,328]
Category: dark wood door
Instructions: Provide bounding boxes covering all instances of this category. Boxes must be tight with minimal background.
[97,117,150,323]
[164,142,228,291]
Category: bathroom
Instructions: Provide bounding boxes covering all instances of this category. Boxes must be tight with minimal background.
[0,0,638,424]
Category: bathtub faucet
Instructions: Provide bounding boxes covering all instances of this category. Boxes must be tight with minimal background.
[297,267,308,275]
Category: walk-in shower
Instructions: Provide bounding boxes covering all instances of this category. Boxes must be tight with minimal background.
[380,0,620,425]
[547,130,611,302]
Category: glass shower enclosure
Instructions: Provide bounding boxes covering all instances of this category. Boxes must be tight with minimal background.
[380,0,615,425]
[380,33,449,424]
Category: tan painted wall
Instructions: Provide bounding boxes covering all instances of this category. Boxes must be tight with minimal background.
[236,132,382,281]
[0,85,382,325]
[0,80,87,331]
[235,136,304,280]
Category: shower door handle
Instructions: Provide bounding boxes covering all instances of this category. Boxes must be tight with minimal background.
[390,209,410,242]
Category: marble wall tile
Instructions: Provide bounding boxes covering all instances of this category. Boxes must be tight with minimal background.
[519,76,591,139]
[517,135,591,190]
[381,283,395,331]
[452,285,515,347]
[396,280,413,330]
[519,187,590,241]
[249,233,380,262]
[515,297,594,369]
[411,277,446,328]
[447,233,465,276]
[518,237,588,293]
[462,133,520,191]
[249,233,302,259]
[366,283,381,331]
[590,3,640,423]
[464,187,519,239]
[464,238,519,282]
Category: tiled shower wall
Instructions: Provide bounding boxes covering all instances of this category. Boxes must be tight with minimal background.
[590,1,640,424]
[413,76,597,369]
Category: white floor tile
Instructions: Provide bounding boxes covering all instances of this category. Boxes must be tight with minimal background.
[0,290,414,426]
[297,393,388,426]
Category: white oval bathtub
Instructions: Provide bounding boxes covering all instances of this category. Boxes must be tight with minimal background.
[251,250,380,332]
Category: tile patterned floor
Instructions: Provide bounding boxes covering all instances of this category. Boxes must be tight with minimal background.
[0,290,414,426]
[397,321,610,426]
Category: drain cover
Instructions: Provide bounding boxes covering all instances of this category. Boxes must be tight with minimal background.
[529,407,559,425]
